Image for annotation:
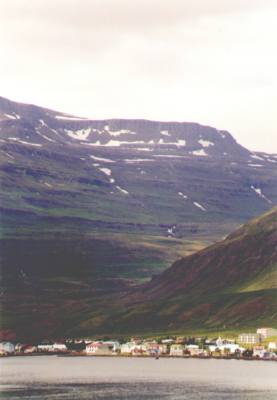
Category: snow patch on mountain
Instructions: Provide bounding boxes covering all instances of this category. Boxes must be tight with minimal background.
[99,168,112,176]
[250,154,264,161]
[160,130,171,136]
[85,140,145,147]
[35,128,56,143]
[65,128,91,141]
[198,139,214,148]
[193,202,206,211]
[178,192,188,199]
[124,159,154,163]
[248,163,264,168]
[250,186,272,204]
[55,115,88,121]
[116,185,129,195]
[108,129,136,137]
[90,155,115,163]
[4,113,18,120]
[192,149,208,156]
[8,137,42,147]
[154,154,186,158]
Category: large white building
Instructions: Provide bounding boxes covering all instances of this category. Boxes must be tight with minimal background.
[238,333,261,344]
[257,327,277,339]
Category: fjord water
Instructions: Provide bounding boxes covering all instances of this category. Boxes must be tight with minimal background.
[0,356,277,399]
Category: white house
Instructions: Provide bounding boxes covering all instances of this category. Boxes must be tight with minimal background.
[257,327,277,339]
[170,344,184,356]
[209,343,244,354]
[103,341,120,352]
[37,344,55,352]
[120,342,136,354]
[0,342,15,354]
[86,341,113,355]
[268,342,277,350]
[120,342,146,355]
[253,346,266,358]
[53,342,68,352]
[24,345,37,354]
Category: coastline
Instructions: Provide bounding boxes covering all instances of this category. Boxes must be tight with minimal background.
[1,352,276,362]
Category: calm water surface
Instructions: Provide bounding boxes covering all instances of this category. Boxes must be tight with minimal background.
[0,356,276,399]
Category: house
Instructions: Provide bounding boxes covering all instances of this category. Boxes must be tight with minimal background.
[170,344,184,356]
[257,327,277,339]
[86,341,113,355]
[120,341,147,355]
[185,345,207,356]
[238,333,261,344]
[120,342,136,354]
[53,342,68,352]
[23,345,37,354]
[144,341,168,355]
[268,342,277,351]
[0,342,15,354]
[253,346,266,358]
[37,343,55,352]
[208,343,244,355]
[103,341,120,352]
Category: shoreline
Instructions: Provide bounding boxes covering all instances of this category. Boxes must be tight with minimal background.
[1,352,276,362]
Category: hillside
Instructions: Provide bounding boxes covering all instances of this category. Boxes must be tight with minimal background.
[1,96,277,283]
[68,207,277,337]
[1,208,276,341]
[0,97,277,340]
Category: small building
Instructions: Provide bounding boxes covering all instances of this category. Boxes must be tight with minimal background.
[120,342,136,354]
[103,341,120,353]
[253,346,266,358]
[0,342,15,354]
[238,333,261,345]
[86,341,113,355]
[268,342,277,351]
[208,343,244,355]
[144,341,168,355]
[185,345,207,357]
[170,344,184,357]
[37,344,55,352]
[53,342,68,352]
[23,345,37,354]
[257,327,277,339]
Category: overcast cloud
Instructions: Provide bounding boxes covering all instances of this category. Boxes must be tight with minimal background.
[0,0,276,152]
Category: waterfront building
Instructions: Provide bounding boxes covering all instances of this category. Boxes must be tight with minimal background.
[0,342,15,354]
[169,344,184,356]
[86,341,113,355]
[238,333,261,344]
[257,327,277,339]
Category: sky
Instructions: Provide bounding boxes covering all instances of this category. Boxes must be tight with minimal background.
[0,0,276,153]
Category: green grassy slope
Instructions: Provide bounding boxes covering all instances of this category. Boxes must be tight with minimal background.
[63,207,277,338]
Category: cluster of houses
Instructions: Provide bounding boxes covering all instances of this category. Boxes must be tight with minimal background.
[1,327,277,360]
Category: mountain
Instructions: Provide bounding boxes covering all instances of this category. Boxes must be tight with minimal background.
[1,96,277,280]
[0,97,277,340]
[71,207,277,337]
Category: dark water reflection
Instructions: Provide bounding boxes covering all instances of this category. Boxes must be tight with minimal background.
[1,382,276,400]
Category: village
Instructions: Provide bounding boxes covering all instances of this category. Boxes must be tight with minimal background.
[0,327,277,361]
